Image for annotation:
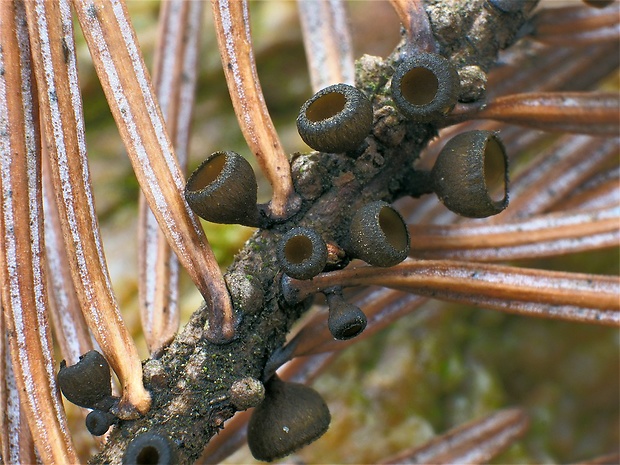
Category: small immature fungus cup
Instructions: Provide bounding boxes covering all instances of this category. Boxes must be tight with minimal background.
[57,350,115,411]
[296,83,373,153]
[390,51,460,122]
[347,201,410,267]
[185,151,260,227]
[431,130,509,218]
[247,375,331,462]
[85,410,116,436]
[277,227,328,280]
[326,289,367,340]
[122,432,177,465]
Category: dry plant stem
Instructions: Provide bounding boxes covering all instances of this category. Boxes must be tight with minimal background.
[409,207,620,261]
[467,92,620,135]
[42,156,94,367]
[1,307,38,464]
[211,0,301,219]
[0,2,78,461]
[558,170,619,211]
[287,260,619,325]
[298,0,354,92]
[388,0,437,52]
[380,408,529,465]
[139,0,203,354]
[23,0,150,418]
[72,0,235,342]
[502,135,619,219]
[532,4,620,45]
[572,452,620,465]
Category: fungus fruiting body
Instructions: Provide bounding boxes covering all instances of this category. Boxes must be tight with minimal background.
[296,83,373,153]
[184,151,260,227]
[390,51,460,122]
[122,432,177,465]
[85,410,116,437]
[347,201,410,267]
[325,288,367,340]
[247,375,331,462]
[431,130,509,218]
[277,227,328,280]
[57,350,115,411]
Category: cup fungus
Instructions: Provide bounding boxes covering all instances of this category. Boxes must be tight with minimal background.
[57,350,115,411]
[347,201,410,267]
[390,51,460,122]
[276,227,328,280]
[85,409,116,436]
[247,375,331,462]
[296,83,373,153]
[488,0,536,13]
[325,288,367,340]
[431,130,509,218]
[185,151,260,227]
[122,432,177,465]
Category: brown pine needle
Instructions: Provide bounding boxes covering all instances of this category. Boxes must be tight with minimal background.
[298,0,354,92]
[211,0,301,219]
[533,4,620,45]
[409,207,620,261]
[388,0,437,52]
[24,0,151,417]
[380,408,529,465]
[0,308,38,464]
[472,92,620,136]
[0,2,78,460]
[286,260,619,326]
[139,0,203,354]
[72,0,235,343]
[42,156,94,366]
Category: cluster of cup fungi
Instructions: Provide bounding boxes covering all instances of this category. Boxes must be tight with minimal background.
[58,44,511,463]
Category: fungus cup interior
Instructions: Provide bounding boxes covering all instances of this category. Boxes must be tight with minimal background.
[189,152,227,191]
[284,235,313,264]
[306,92,346,122]
[379,206,408,251]
[135,445,160,464]
[483,137,507,203]
[400,67,438,105]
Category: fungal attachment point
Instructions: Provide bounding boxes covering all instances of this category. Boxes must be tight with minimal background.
[391,51,460,122]
[431,130,509,218]
[297,83,373,153]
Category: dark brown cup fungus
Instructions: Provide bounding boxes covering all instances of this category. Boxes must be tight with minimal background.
[57,350,115,411]
[325,288,367,340]
[247,375,331,462]
[431,130,509,218]
[347,201,410,267]
[296,83,373,153]
[185,151,260,227]
[390,51,460,122]
[85,409,116,436]
[277,227,328,280]
[581,0,615,7]
[122,432,177,465]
